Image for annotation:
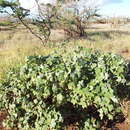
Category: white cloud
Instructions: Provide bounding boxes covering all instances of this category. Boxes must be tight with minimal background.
[19,0,35,10]
[77,0,104,7]
[19,0,104,10]
[19,0,123,9]
[19,0,56,13]
[19,0,123,15]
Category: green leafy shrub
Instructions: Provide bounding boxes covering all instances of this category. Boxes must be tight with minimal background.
[0,21,13,26]
[0,47,128,129]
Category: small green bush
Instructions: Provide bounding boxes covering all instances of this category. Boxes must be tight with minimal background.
[0,47,128,129]
[0,21,13,26]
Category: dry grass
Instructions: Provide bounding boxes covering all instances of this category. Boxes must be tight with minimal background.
[0,24,130,80]
[0,29,58,80]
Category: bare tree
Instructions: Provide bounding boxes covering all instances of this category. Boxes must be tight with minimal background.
[55,0,100,37]
[0,0,100,43]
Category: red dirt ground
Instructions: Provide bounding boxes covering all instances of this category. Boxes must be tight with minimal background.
[0,114,130,130]
[0,111,7,130]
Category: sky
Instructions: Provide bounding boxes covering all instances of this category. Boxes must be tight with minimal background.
[14,0,130,17]
[100,0,130,17]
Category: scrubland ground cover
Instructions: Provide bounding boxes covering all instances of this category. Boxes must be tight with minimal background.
[1,24,130,79]
[0,23,130,129]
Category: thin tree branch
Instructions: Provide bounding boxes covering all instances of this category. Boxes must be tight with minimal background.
[17,16,45,45]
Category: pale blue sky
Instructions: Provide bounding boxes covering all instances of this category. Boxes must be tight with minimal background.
[1,0,130,17]
[18,0,130,17]
[100,0,130,17]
